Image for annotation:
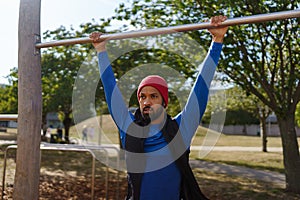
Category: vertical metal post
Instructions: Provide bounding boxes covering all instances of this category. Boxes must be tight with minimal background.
[91,156,95,200]
[14,0,42,199]
[105,154,109,200]
[1,148,9,200]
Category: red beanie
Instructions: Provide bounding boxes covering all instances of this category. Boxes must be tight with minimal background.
[137,75,168,107]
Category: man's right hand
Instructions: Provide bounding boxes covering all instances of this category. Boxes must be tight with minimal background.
[89,32,106,52]
[208,15,228,43]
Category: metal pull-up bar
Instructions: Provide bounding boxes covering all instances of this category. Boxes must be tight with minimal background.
[36,9,300,49]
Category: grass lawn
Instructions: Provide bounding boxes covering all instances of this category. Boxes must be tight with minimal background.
[196,151,285,173]
[192,126,291,147]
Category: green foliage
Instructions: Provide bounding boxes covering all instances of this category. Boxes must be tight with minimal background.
[41,30,86,120]
[0,68,18,114]
[40,23,110,138]
[296,103,300,127]
[203,86,260,125]
[111,0,300,119]
[225,110,259,125]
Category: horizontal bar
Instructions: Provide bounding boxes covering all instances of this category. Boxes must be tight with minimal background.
[36,9,300,49]
[0,114,18,121]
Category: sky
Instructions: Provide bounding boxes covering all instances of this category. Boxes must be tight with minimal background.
[0,0,126,85]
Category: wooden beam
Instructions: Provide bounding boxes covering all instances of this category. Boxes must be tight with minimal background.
[13,0,42,199]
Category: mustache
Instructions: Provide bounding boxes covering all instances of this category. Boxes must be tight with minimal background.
[143,106,153,112]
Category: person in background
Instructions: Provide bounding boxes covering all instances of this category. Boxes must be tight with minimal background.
[82,125,88,142]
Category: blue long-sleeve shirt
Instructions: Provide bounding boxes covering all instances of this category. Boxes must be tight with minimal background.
[98,42,223,199]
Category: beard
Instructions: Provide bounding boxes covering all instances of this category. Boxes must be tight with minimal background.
[142,105,165,123]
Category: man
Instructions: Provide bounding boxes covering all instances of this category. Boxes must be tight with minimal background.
[90,15,228,200]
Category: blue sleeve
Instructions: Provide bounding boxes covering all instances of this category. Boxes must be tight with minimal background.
[98,51,134,146]
[174,42,223,146]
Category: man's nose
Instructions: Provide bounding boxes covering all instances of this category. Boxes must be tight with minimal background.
[143,97,151,105]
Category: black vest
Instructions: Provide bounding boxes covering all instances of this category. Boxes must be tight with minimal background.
[124,109,209,200]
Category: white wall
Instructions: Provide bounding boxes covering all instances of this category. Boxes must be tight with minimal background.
[221,124,300,136]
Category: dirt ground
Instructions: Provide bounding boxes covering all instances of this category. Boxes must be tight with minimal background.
[1,170,128,200]
[2,163,300,200]
[0,146,128,200]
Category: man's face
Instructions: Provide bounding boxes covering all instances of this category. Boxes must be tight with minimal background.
[138,86,165,122]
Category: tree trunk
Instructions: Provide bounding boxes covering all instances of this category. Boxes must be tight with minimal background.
[260,119,268,152]
[14,0,42,199]
[278,115,300,194]
[258,106,269,152]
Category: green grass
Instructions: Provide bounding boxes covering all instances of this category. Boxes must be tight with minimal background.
[190,126,300,174]
[192,126,291,147]
[190,127,288,173]
[196,151,285,173]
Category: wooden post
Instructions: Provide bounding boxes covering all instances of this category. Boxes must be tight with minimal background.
[13,0,42,199]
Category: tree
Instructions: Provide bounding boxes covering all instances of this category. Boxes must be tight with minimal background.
[41,26,104,141]
[40,21,119,141]
[0,68,18,114]
[204,85,272,152]
[219,2,300,193]
[109,0,300,193]
[223,86,259,125]
[296,102,300,127]
[224,86,271,152]
[257,103,271,152]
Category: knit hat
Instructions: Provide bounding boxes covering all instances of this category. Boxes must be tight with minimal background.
[137,75,168,107]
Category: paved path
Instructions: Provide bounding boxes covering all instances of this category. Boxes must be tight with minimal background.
[190,145,286,187]
[189,159,285,187]
[191,146,283,152]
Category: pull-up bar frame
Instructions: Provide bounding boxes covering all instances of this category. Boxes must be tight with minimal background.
[36,9,300,49]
